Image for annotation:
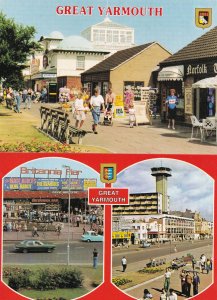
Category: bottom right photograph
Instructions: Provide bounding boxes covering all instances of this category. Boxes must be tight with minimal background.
[112,158,214,300]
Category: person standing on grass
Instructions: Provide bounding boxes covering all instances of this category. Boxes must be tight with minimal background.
[121,256,127,272]
[90,88,104,134]
[166,89,178,130]
[93,248,98,269]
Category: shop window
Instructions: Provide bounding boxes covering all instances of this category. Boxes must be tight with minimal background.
[76,56,85,70]
[124,81,144,102]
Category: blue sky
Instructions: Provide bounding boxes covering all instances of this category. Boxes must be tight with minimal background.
[113,158,214,221]
[0,0,216,53]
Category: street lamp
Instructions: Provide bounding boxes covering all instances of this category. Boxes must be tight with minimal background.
[62,165,71,266]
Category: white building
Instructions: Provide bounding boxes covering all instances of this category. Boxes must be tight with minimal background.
[25,32,109,98]
[81,17,135,53]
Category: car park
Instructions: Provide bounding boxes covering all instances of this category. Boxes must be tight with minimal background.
[14,240,56,253]
[81,231,104,242]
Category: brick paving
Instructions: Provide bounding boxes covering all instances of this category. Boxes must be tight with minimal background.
[19,102,217,154]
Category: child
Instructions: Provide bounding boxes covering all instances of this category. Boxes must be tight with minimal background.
[128,103,136,128]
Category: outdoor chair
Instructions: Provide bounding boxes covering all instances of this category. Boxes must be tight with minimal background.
[190,115,203,140]
[201,118,216,142]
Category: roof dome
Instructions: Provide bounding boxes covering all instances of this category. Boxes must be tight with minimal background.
[49,31,64,39]
[57,35,95,51]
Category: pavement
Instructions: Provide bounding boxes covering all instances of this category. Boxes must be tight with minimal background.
[112,244,213,299]
[3,222,89,242]
[15,102,217,154]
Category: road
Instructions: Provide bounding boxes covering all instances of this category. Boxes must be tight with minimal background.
[112,239,212,267]
[3,241,103,265]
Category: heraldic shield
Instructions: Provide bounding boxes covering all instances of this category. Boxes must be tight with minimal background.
[195,8,212,29]
[100,163,117,184]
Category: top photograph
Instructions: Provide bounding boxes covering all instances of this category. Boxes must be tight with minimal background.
[0,0,217,154]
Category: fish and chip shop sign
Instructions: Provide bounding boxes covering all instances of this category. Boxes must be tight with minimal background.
[4,177,97,191]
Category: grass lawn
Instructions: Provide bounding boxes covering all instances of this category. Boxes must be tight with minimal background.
[0,104,109,152]
[3,264,103,300]
[113,264,170,290]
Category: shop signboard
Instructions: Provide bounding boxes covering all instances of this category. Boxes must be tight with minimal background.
[112,231,131,239]
[185,88,193,114]
[4,177,85,191]
[114,106,125,118]
[83,179,97,189]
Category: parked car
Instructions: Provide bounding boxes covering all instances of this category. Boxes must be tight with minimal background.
[141,242,151,248]
[14,240,56,253]
[81,231,104,242]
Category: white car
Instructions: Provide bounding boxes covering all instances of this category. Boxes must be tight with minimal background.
[81,231,104,242]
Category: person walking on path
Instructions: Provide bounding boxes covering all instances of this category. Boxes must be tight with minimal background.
[166,89,178,130]
[32,225,39,237]
[25,88,33,109]
[73,92,86,129]
[14,91,22,113]
[193,272,200,295]
[164,268,171,293]
[121,256,127,272]
[105,88,115,110]
[128,103,136,128]
[90,88,104,134]
[206,258,211,274]
[93,248,98,269]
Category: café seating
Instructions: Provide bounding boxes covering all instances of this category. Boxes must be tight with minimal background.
[190,115,203,140]
[201,118,216,142]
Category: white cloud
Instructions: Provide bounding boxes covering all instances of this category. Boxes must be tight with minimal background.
[114,158,214,221]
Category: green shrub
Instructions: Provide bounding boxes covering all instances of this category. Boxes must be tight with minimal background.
[112,277,132,287]
[8,272,31,291]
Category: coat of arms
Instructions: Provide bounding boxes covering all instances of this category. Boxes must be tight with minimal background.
[100,164,117,183]
[195,8,212,29]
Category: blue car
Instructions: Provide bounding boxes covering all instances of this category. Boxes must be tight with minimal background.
[81,231,104,242]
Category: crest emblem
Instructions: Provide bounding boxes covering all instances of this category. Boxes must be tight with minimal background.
[100,164,117,183]
[195,8,212,29]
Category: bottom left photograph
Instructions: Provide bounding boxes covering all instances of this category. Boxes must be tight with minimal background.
[2,157,104,300]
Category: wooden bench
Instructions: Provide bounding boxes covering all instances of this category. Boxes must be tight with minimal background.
[40,105,87,144]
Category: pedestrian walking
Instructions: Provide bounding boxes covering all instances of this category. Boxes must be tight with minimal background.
[200,254,206,273]
[14,91,22,113]
[193,272,200,295]
[192,256,197,270]
[164,268,171,292]
[32,225,39,237]
[174,245,177,253]
[206,259,211,274]
[128,103,136,128]
[121,256,127,272]
[89,88,105,134]
[73,92,86,129]
[166,89,178,130]
[93,248,98,269]
[168,289,177,300]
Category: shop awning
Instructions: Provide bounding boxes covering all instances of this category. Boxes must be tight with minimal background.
[158,65,184,81]
[192,76,217,88]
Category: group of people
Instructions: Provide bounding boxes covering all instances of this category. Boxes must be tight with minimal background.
[0,86,48,113]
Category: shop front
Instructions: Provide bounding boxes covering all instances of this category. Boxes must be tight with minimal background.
[158,26,217,123]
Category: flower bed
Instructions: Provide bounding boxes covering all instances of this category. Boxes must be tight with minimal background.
[112,277,132,287]
[138,266,165,274]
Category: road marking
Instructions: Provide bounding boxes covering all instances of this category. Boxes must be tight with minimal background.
[56,252,67,254]
[75,247,85,249]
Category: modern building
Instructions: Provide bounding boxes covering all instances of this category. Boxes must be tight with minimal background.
[113,214,195,241]
[112,192,163,216]
[81,42,171,98]
[158,26,217,122]
[81,17,135,53]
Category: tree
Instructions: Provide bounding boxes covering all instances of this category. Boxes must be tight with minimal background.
[0,12,41,88]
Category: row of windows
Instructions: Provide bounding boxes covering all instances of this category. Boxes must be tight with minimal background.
[93,29,133,44]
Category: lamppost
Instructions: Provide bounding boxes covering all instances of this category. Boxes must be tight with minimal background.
[62,165,71,266]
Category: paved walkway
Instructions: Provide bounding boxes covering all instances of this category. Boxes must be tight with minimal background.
[18,102,217,154]
[113,244,213,299]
